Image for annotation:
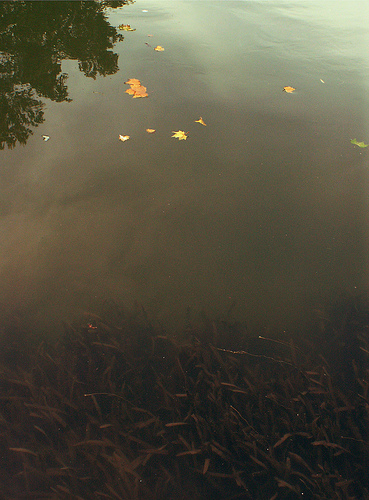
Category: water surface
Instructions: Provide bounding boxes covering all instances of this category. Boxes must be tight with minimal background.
[1,0,368,335]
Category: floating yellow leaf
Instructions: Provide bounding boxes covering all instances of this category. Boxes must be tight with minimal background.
[172,130,188,140]
[283,86,296,93]
[195,117,207,126]
[119,135,130,142]
[125,78,141,86]
[351,138,368,148]
[154,45,165,51]
[132,86,148,98]
[146,128,156,134]
[119,24,136,31]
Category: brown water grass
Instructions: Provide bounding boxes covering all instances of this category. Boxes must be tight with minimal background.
[0,304,368,499]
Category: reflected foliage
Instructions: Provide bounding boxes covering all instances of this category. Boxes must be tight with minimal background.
[0,0,131,149]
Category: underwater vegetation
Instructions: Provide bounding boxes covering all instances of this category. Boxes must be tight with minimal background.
[0,301,368,499]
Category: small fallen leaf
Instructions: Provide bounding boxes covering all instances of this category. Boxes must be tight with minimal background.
[283,86,295,93]
[320,79,325,83]
[119,135,130,142]
[42,135,50,141]
[195,117,207,126]
[146,128,156,133]
[132,86,148,98]
[119,24,136,31]
[148,34,153,37]
[154,45,165,51]
[125,78,141,86]
[172,130,188,140]
[351,138,368,148]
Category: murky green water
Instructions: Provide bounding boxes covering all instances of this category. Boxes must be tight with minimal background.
[0,0,368,335]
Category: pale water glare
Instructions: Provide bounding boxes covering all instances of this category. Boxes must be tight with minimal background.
[0,0,368,335]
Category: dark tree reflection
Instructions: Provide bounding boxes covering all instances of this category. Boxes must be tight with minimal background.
[0,0,131,149]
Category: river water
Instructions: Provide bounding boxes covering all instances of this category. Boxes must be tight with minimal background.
[0,0,368,336]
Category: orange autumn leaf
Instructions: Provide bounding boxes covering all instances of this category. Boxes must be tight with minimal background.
[146,128,156,133]
[119,135,130,142]
[154,45,165,51]
[283,86,295,93]
[172,130,188,140]
[132,86,148,98]
[125,78,141,86]
[195,117,207,126]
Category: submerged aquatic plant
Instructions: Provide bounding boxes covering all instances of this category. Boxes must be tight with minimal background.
[0,303,368,499]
